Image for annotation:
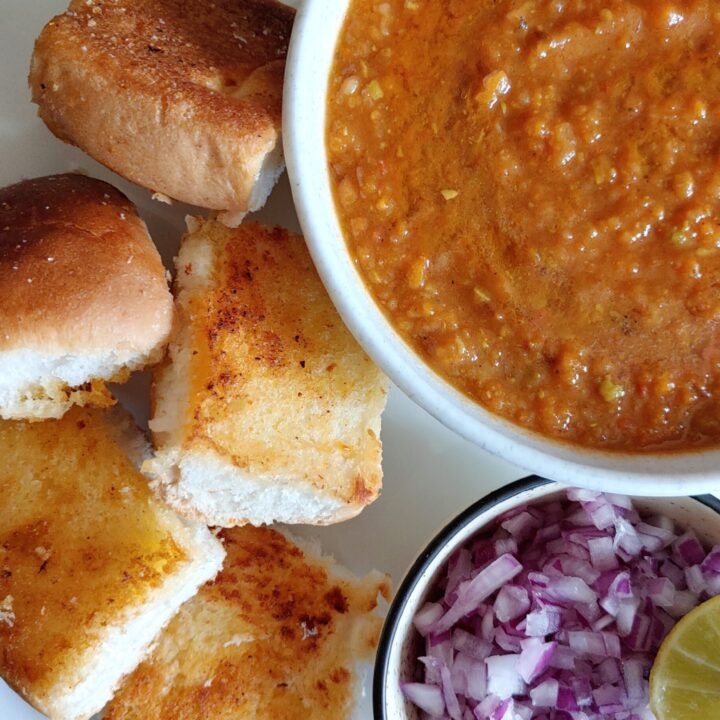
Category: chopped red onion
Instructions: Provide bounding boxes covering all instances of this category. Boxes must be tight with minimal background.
[685,565,706,595]
[557,685,580,711]
[481,606,495,642]
[636,522,675,548]
[667,589,700,619]
[701,545,720,573]
[486,654,526,699]
[525,605,562,637]
[622,657,646,703]
[447,549,474,597]
[616,598,640,637]
[459,653,487,700]
[441,665,463,720]
[495,626,522,653]
[495,585,530,623]
[568,630,621,658]
[548,644,576,670]
[414,601,444,636]
[588,536,618,572]
[475,694,501,719]
[572,677,594,707]
[453,628,493,660]
[529,678,558,707]
[660,558,685,588]
[501,511,539,541]
[597,657,621,684]
[673,531,706,567]
[403,490,720,720]
[431,554,523,634]
[646,577,675,608]
[613,518,643,557]
[517,638,556,683]
[585,500,616,531]
[545,576,597,605]
[401,682,445,717]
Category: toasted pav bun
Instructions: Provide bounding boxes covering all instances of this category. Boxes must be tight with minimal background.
[146,220,389,527]
[104,526,390,720]
[0,173,173,420]
[0,405,225,720]
[30,0,294,221]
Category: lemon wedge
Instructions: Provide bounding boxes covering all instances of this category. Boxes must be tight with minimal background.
[650,595,720,719]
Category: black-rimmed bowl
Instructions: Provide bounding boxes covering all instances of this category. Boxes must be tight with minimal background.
[373,476,720,719]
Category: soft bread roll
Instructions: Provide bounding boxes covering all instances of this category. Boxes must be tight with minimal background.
[0,173,173,420]
[147,220,389,527]
[30,0,294,220]
[103,526,390,720]
[0,406,225,720]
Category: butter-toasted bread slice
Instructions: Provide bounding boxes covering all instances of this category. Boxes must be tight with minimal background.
[147,220,389,526]
[0,406,225,720]
[30,0,294,219]
[104,526,390,720]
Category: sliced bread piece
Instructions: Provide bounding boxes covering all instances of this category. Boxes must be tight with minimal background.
[146,220,389,526]
[103,525,390,720]
[0,174,174,420]
[30,0,294,220]
[0,405,225,720]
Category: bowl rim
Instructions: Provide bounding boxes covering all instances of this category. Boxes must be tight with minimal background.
[371,474,720,719]
[283,0,720,495]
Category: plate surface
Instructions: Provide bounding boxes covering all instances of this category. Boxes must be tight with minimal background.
[0,2,523,718]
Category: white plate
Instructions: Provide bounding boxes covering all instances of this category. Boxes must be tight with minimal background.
[0,2,523,718]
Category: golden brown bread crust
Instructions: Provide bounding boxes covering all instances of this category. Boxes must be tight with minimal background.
[30,0,295,213]
[104,526,390,720]
[0,173,173,353]
[0,406,188,715]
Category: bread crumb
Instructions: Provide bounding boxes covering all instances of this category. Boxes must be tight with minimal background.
[0,595,15,627]
[300,620,319,640]
[152,192,173,205]
[223,634,252,648]
[34,546,51,563]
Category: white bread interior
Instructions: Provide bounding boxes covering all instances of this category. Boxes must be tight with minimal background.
[0,346,163,421]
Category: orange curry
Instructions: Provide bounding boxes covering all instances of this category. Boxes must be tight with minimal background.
[327,0,720,451]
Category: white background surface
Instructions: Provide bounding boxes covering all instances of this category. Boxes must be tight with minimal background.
[0,2,524,717]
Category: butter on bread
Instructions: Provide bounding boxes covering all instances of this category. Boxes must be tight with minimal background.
[0,173,173,420]
[146,220,389,527]
[0,406,225,720]
[104,526,390,720]
[30,0,294,220]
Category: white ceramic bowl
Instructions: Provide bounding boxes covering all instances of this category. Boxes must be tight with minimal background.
[371,476,720,719]
[283,0,720,496]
